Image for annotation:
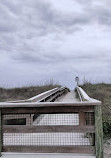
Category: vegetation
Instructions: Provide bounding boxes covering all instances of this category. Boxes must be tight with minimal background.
[0,84,60,102]
[81,82,111,139]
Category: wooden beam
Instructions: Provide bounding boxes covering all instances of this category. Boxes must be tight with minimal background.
[79,111,85,126]
[2,106,94,114]
[3,125,95,133]
[3,114,30,120]
[3,145,95,154]
[0,111,1,157]
[0,102,101,109]
[95,105,104,158]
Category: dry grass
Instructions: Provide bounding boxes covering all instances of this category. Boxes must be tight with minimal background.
[0,84,60,102]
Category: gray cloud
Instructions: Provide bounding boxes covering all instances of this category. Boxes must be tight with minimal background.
[74,0,111,27]
[0,0,111,89]
[0,0,90,37]
[92,8,111,26]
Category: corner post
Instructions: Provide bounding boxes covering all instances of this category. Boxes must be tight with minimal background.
[95,105,104,158]
[0,110,2,157]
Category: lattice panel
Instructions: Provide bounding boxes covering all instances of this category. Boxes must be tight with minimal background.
[33,114,79,125]
[85,112,95,125]
[3,132,95,146]
[2,113,95,148]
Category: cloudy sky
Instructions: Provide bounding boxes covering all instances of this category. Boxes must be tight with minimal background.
[0,0,111,89]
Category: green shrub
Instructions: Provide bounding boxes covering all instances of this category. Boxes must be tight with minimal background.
[103,116,111,139]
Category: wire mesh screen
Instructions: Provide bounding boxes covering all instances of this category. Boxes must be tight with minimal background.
[3,114,33,125]
[85,112,94,125]
[2,113,95,148]
[3,113,79,126]
[33,114,79,125]
[3,133,95,146]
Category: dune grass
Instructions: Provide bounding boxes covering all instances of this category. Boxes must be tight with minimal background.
[0,84,60,102]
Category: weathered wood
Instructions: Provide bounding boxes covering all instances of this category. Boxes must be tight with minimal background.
[45,94,59,102]
[79,111,85,125]
[31,87,68,102]
[0,111,1,157]
[0,86,100,155]
[0,102,101,109]
[76,87,102,103]
[3,125,94,133]
[0,87,68,105]
[30,88,59,102]
[3,114,30,120]
[26,114,31,125]
[3,145,95,154]
[95,105,104,158]
[2,106,94,114]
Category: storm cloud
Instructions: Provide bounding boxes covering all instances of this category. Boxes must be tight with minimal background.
[0,0,111,89]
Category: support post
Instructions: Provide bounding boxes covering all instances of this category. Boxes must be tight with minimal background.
[0,110,2,157]
[26,114,31,125]
[95,105,104,158]
[79,111,85,126]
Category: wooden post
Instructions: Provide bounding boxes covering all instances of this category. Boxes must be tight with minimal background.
[79,111,85,126]
[95,105,104,158]
[0,110,2,157]
[26,114,31,125]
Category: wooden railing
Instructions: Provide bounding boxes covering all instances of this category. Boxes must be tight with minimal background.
[0,87,103,158]
[6,87,69,103]
[1,102,96,154]
[2,87,69,126]
[76,86,103,158]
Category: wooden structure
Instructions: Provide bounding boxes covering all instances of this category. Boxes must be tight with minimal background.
[76,87,103,158]
[0,87,103,158]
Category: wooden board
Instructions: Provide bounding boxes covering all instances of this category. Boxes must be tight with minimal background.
[3,145,95,154]
[3,125,95,133]
[79,111,85,125]
[95,106,103,158]
[0,102,101,109]
[0,111,1,156]
[2,106,94,114]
